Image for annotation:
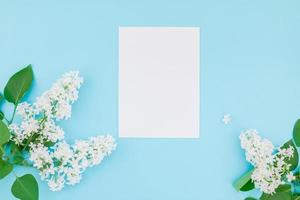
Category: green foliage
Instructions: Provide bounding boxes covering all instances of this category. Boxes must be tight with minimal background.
[281,139,299,170]
[245,198,257,200]
[293,119,300,147]
[293,195,300,200]
[0,120,10,145]
[4,65,33,105]
[0,159,13,179]
[233,168,255,192]
[0,111,4,120]
[0,66,39,199]
[11,174,39,200]
[44,141,55,147]
[10,143,25,166]
[240,180,255,192]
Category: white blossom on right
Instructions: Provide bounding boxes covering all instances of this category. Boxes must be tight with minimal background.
[240,129,295,195]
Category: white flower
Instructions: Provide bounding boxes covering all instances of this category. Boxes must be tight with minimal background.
[48,176,65,191]
[34,71,83,121]
[9,124,23,145]
[29,143,52,169]
[20,118,39,136]
[29,135,116,191]
[11,71,116,192]
[16,102,35,119]
[222,114,231,125]
[65,167,81,185]
[40,119,64,143]
[286,172,295,182]
[52,142,73,164]
[240,129,274,167]
[10,71,83,145]
[240,129,294,195]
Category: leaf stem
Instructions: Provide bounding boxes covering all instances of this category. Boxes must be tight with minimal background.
[9,105,17,124]
[12,170,18,178]
[3,116,10,124]
[0,145,9,160]
[0,145,5,155]
[22,134,36,151]
[22,116,47,151]
[0,145,8,160]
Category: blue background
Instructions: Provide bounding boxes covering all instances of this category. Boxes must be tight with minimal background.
[0,0,300,199]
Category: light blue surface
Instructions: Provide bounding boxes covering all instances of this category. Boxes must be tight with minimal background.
[0,0,300,199]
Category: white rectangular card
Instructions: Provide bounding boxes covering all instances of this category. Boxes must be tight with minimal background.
[119,27,200,138]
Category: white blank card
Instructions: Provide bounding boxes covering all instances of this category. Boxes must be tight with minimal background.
[119,27,200,138]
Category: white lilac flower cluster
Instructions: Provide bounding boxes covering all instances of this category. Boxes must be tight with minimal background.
[8,71,116,191]
[240,129,295,195]
[10,71,83,145]
[29,135,116,191]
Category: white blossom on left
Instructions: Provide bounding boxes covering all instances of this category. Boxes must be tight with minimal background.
[9,71,83,146]
[29,135,116,191]
[8,71,116,192]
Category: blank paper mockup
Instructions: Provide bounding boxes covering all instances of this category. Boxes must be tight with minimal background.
[119,27,200,138]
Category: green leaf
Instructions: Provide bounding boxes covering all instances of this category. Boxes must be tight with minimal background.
[11,174,39,200]
[10,143,25,165]
[0,159,13,179]
[0,111,4,120]
[293,119,300,147]
[276,184,292,193]
[281,139,299,170]
[233,168,255,191]
[4,65,34,105]
[44,141,55,148]
[245,198,257,200]
[12,155,25,165]
[10,142,19,154]
[260,184,292,200]
[0,120,10,145]
[0,93,3,103]
[293,195,300,200]
[240,180,255,191]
